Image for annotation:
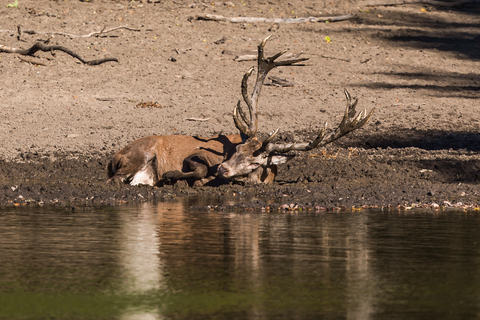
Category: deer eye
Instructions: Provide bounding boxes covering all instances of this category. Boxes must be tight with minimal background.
[252,149,265,157]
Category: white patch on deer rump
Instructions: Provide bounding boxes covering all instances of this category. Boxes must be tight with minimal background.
[130,167,155,186]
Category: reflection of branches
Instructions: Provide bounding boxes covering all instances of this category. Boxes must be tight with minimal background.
[196,14,354,23]
[0,42,118,65]
[358,0,478,7]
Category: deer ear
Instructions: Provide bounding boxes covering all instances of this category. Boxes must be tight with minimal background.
[269,154,295,165]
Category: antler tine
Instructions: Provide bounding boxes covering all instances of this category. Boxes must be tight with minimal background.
[353,108,375,130]
[304,122,328,151]
[262,128,280,149]
[241,67,254,122]
[233,67,257,138]
[268,48,289,62]
[273,51,310,67]
[317,90,374,147]
[258,35,273,61]
[233,101,251,137]
[236,99,250,126]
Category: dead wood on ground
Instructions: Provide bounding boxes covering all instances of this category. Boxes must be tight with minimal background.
[265,76,299,87]
[0,42,118,65]
[196,14,355,24]
[3,25,140,39]
[17,56,46,66]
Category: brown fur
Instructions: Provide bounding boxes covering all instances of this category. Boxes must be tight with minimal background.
[107,134,243,186]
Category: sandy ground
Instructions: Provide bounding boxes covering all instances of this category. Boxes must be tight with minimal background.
[0,0,479,209]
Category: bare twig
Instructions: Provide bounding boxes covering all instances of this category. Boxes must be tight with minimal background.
[136,102,165,108]
[0,42,118,65]
[321,54,351,62]
[185,117,211,121]
[358,0,478,6]
[17,56,46,66]
[235,54,258,62]
[196,14,355,24]
[265,76,299,87]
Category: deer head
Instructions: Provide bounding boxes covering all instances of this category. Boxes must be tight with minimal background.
[217,36,375,183]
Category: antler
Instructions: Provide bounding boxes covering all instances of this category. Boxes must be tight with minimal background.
[233,35,309,139]
[265,89,375,153]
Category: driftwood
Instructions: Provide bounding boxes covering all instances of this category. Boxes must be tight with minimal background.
[196,14,355,24]
[358,0,478,6]
[0,42,118,65]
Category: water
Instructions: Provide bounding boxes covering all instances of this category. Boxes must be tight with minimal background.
[1,200,479,320]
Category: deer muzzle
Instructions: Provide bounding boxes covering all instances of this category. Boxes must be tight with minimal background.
[217,163,231,178]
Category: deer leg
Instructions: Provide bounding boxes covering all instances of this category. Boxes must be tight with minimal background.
[162,154,210,184]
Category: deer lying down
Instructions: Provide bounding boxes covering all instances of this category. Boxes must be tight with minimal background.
[107,134,242,187]
[107,36,374,187]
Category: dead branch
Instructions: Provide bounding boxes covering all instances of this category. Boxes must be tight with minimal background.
[235,54,258,62]
[358,0,478,6]
[224,49,299,62]
[185,117,211,121]
[20,25,140,38]
[321,54,351,62]
[17,56,46,66]
[196,14,355,24]
[0,42,118,65]
[265,76,299,87]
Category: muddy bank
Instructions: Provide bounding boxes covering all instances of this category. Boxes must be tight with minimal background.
[1,137,479,210]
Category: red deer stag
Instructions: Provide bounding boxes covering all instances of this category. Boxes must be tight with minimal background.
[217,37,375,183]
[106,36,308,187]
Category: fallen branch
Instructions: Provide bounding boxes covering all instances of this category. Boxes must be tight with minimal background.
[0,42,118,65]
[321,54,351,62]
[196,14,355,24]
[224,49,298,62]
[136,102,165,108]
[17,56,46,66]
[358,0,478,6]
[265,76,299,87]
[185,117,210,121]
[235,54,257,62]
[20,25,140,38]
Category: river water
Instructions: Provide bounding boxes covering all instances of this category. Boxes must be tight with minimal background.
[1,199,479,320]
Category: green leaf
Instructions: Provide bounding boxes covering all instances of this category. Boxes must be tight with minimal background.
[7,0,18,8]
